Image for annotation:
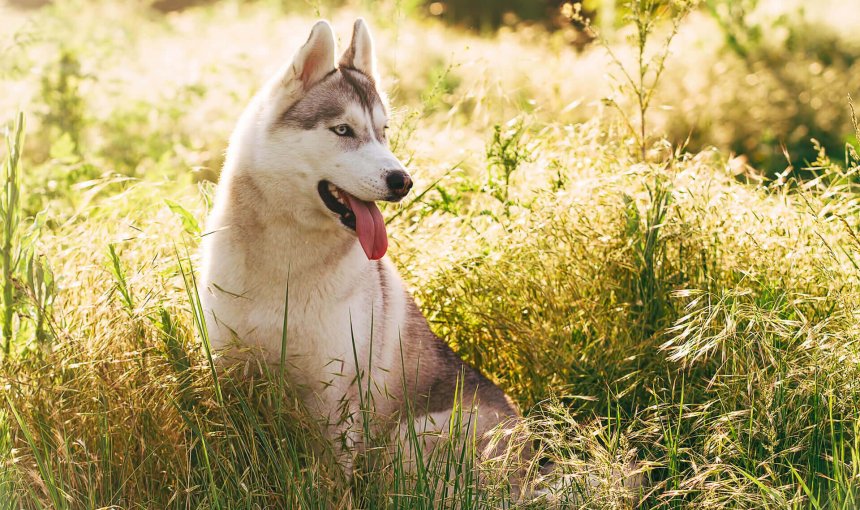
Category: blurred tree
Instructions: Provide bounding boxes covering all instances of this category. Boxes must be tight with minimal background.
[6,0,50,8]
[427,0,598,33]
[699,0,860,175]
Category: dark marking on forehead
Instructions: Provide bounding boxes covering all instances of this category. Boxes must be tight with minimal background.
[340,68,379,113]
[279,68,385,131]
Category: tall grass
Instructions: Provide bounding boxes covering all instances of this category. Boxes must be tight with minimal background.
[1,113,25,357]
[0,0,858,508]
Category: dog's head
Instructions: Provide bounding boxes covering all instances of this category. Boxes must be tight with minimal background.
[230,19,409,260]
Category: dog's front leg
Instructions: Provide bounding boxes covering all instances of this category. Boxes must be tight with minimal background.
[322,390,365,482]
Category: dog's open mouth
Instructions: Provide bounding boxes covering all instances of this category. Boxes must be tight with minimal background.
[318,180,388,260]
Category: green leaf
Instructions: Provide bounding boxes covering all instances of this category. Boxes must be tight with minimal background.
[48,132,77,163]
[165,199,201,235]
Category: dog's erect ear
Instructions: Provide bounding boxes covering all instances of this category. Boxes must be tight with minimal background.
[339,18,377,81]
[287,20,337,89]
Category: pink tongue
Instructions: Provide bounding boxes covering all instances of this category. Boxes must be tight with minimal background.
[343,193,388,260]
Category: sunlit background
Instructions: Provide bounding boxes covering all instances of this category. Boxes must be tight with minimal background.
[1,1,859,508]
[3,0,859,181]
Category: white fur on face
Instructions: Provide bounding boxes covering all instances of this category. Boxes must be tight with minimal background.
[244,69,405,229]
[220,18,408,233]
[323,101,401,201]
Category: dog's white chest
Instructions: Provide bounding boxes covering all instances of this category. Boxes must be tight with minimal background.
[279,288,375,384]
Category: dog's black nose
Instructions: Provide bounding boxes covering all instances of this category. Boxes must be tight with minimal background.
[386,170,413,198]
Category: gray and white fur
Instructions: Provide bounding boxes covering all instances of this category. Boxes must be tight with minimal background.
[199,18,524,482]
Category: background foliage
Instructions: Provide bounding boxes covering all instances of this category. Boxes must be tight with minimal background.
[0,0,858,508]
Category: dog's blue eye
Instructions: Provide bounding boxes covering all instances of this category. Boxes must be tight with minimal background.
[331,124,354,137]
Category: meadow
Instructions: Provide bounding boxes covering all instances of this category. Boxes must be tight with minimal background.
[1,0,859,508]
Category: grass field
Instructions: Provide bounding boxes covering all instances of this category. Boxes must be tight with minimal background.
[1,0,859,508]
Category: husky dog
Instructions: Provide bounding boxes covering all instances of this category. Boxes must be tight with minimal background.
[199,19,523,478]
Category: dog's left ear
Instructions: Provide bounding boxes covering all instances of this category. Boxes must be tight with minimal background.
[339,18,377,81]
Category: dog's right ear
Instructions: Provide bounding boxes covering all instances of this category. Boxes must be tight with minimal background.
[283,21,336,90]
